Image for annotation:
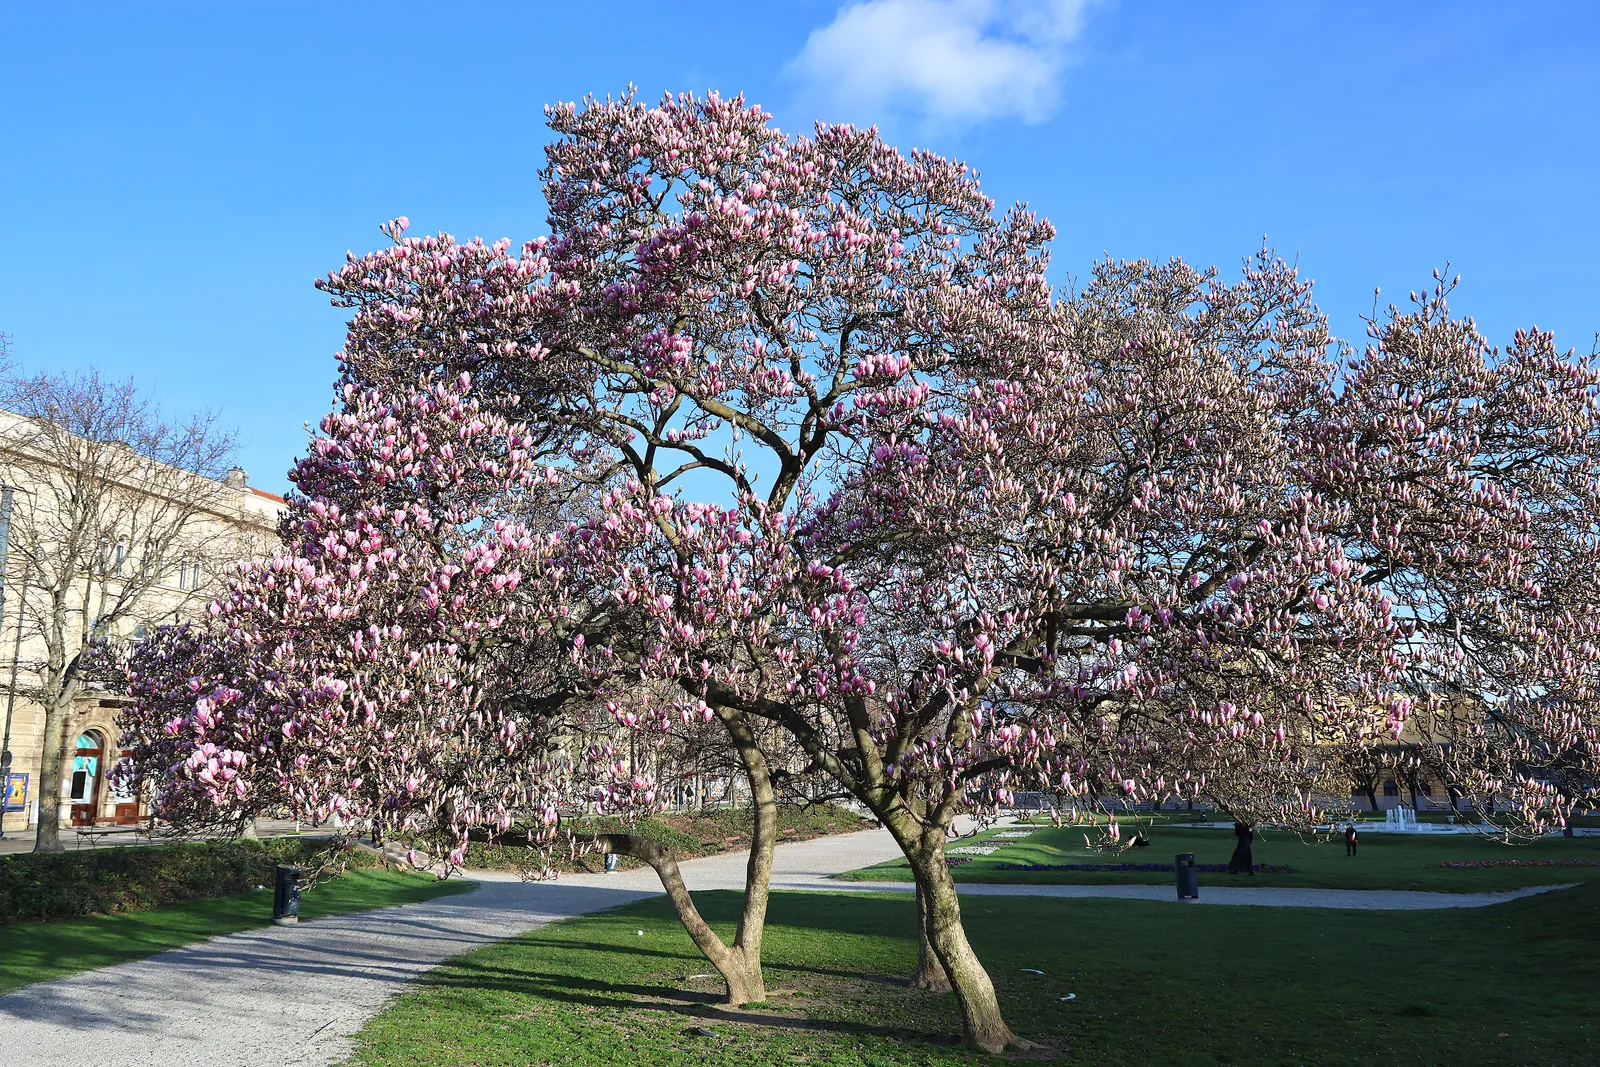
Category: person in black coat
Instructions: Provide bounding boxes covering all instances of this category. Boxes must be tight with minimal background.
[1345,822,1359,857]
[1227,821,1255,875]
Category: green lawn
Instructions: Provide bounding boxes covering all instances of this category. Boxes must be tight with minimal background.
[838,823,1600,892]
[0,867,473,995]
[342,884,1598,1066]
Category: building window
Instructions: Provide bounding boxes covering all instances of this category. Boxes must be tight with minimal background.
[175,560,203,591]
[70,732,101,802]
[1382,781,1400,796]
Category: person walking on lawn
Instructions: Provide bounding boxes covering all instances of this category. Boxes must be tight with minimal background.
[1345,822,1359,857]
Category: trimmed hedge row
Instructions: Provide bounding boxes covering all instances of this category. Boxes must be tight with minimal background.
[0,837,374,925]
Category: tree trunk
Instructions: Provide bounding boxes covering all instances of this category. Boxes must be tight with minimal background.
[905,839,1017,1052]
[480,709,781,1007]
[33,695,69,853]
[715,704,777,1004]
[912,880,952,992]
[1228,821,1254,874]
[586,830,768,1004]
[863,799,1020,1050]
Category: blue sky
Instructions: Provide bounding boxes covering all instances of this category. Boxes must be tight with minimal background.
[1,1,1595,494]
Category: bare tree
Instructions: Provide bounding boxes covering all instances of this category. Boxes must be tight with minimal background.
[0,368,238,851]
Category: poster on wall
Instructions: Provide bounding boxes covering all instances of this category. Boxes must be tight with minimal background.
[3,772,27,812]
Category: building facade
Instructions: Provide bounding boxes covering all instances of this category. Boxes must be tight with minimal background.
[0,408,286,835]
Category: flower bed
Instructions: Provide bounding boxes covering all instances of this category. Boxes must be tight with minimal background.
[994,862,1293,874]
[1435,859,1600,869]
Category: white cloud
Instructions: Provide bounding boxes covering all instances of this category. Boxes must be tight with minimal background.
[786,0,1094,128]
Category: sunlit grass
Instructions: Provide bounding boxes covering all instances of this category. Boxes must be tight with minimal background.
[345,884,1598,1066]
[841,821,1600,892]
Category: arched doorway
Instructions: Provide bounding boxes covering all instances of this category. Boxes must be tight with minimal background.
[68,730,105,826]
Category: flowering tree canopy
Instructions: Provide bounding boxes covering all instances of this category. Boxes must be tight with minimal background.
[122,91,1600,1051]
[1318,281,1600,830]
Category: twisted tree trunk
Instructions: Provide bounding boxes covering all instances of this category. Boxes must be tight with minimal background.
[593,830,769,1004]
[907,841,1016,1052]
[879,813,1016,1052]
[497,704,781,1006]
[911,881,952,992]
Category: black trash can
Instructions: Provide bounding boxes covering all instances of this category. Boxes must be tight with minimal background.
[1175,853,1199,900]
[604,852,620,873]
[273,864,302,925]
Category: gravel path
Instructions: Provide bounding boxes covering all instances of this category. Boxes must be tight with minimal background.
[0,828,1575,1066]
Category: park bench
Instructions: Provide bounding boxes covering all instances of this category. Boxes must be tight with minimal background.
[73,818,163,848]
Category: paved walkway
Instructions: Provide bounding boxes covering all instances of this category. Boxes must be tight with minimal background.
[834,878,1575,909]
[0,828,1577,1067]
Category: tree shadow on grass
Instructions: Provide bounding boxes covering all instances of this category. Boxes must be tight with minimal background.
[421,957,964,1045]
[492,936,913,986]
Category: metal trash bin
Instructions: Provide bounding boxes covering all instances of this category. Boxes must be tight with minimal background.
[272,864,302,925]
[1175,853,1199,900]
[604,852,620,873]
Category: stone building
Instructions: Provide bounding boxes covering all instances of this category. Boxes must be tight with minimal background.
[0,407,286,835]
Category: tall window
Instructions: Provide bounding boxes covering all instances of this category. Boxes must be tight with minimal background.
[70,731,102,802]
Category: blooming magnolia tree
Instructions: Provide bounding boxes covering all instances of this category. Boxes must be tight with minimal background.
[118,375,582,853]
[123,92,1600,1051]
[1315,280,1600,833]
[119,363,795,1006]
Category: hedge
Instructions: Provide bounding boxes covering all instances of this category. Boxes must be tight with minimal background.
[0,837,375,925]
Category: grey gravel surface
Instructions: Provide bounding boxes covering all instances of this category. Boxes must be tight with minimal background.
[0,827,1575,1066]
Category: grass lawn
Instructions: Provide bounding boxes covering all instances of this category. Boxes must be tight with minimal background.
[343,884,1598,1066]
[838,822,1600,892]
[0,867,473,995]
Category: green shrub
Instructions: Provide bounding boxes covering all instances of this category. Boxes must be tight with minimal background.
[0,837,376,925]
